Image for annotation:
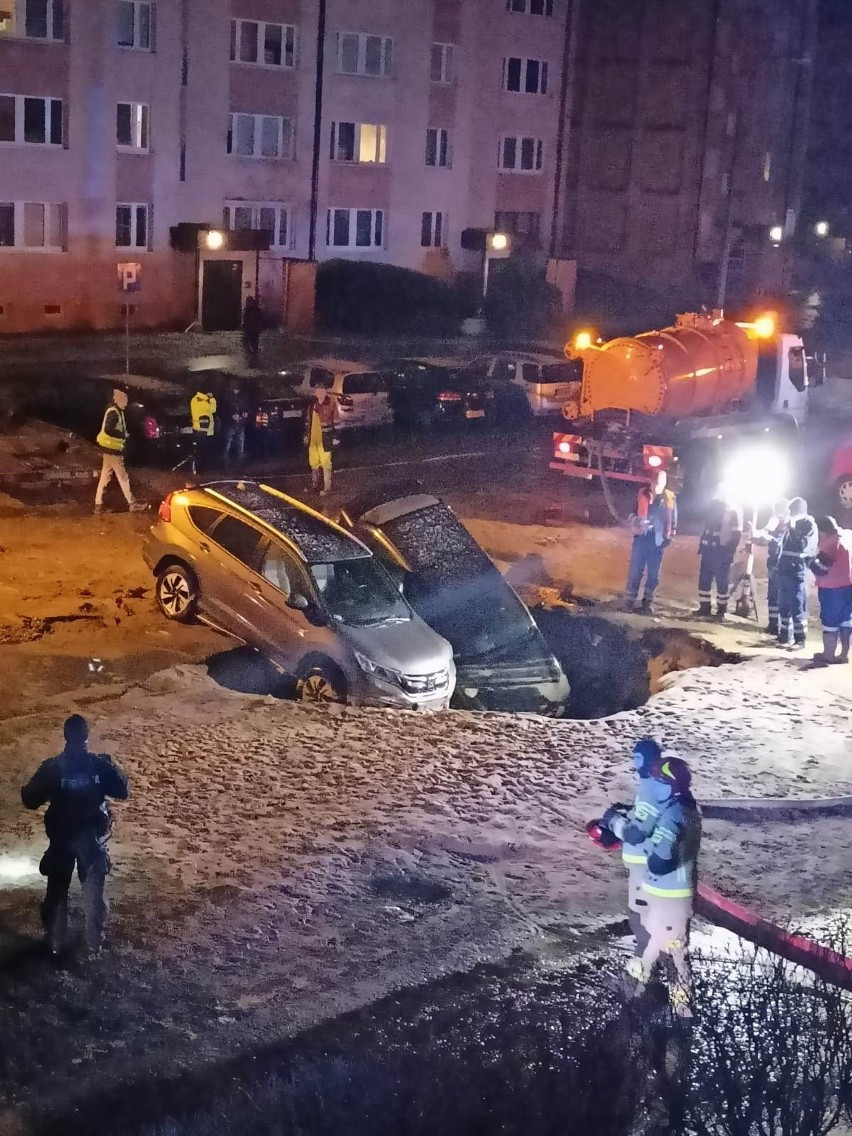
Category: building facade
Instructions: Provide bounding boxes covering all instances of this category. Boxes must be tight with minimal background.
[560,0,818,309]
[0,0,571,332]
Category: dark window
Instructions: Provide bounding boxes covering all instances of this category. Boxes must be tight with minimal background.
[26,0,48,37]
[0,204,14,247]
[189,506,223,536]
[332,209,350,246]
[0,96,14,142]
[355,209,372,246]
[788,347,806,393]
[49,99,62,144]
[505,57,522,91]
[343,372,383,394]
[502,137,517,168]
[211,515,263,566]
[23,98,46,143]
[309,367,334,388]
[521,363,541,383]
[332,121,355,161]
[525,59,540,93]
[421,211,432,247]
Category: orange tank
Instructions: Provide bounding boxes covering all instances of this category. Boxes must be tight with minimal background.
[577,313,758,419]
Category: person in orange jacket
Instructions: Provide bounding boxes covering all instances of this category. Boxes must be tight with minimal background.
[625,471,678,614]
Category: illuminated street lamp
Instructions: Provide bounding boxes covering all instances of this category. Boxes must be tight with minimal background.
[815,220,829,237]
[205,229,225,250]
[768,225,783,244]
[481,231,511,313]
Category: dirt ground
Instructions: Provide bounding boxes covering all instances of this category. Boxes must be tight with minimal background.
[1,500,851,1133]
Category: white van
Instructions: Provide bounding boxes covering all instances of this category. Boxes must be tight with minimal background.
[483,352,582,418]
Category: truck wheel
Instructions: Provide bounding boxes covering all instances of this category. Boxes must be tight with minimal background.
[156,562,198,623]
[835,476,852,513]
[296,660,347,705]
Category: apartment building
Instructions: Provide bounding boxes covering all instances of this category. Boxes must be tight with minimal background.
[0,0,570,333]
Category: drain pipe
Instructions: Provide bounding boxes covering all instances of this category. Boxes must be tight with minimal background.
[308,0,327,262]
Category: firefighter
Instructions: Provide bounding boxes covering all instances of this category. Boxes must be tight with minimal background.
[21,715,129,957]
[190,384,218,474]
[696,491,743,619]
[750,498,790,637]
[599,737,663,952]
[625,753,701,1018]
[625,471,678,614]
[94,385,147,515]
[304,378,340,496]
[777,496,818,649]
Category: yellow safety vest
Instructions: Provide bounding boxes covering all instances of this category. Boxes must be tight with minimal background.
[96,406,127,453]
[191,392,217,436]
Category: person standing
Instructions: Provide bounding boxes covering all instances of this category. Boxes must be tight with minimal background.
[776,496,818,649]
[751,498,790,637]
[190,384,218,474]
[696,492,743,620]
[242,294,264,368]
[21,715,129,957]
[810,516,852,664]
[221,382,249,466]
[94,385,147,515]
[625,471,678,614]
[600,737,664,952]
[304,379,340,496]
[624,754,701,1018]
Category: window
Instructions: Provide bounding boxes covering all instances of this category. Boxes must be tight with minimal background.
[230,19,296,68]
[499,136,544,172]
[223,201,292,250]
[0,95,63,145]
[342,372,385,395]
[227,114,293,159]
[326,208,384,249]
[116,102,149,150]
[336,32,393,77]
[425,128,451,168]
[329,121,387,164]
[211,515,263,567]
[117,1,152,50]
[503,56,549,94]
[0,0,65,40]
[0,201,64,249]
[495,210,541,242]
[261,544,293,595]
[116,203,149,248]
[421,211,446,248]
[506,0,554,13]
[188,506,223,534]
[430,43,455,84]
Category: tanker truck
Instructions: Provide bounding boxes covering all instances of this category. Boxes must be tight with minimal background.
[549,311,809,497]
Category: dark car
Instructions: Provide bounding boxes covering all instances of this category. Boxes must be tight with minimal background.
[25,373,195,466]
[338,486,570,714]
[381,357,493,430]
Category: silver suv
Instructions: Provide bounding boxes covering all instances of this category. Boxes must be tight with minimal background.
[142,481,455,709]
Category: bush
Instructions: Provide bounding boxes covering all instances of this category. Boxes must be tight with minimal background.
[484,255,562,337]
[316,260,465,334]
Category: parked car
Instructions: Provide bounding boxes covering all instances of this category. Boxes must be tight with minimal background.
[26,373,195,466]
[481,352,582,418]
[142,480,455,709]
[828,438,852,512]
[338,486,570,714]
[381,358,494,430]
[275,359,394,430]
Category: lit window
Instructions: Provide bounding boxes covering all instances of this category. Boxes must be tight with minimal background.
[0,0,65,40]
[116,102,150,150]
[329,122,387,164]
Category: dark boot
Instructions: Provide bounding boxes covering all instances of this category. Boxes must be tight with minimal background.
[695,602,712,617]
[714,604,728,622]
[766,620,779,637]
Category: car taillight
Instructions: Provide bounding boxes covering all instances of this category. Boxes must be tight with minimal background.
[558,441,571,453]
[338,395,354,410]
[143,415,160,440]
[438,391,462,402]
[158,493,172,523]
[256,411,269,427]
[553,432,582,456]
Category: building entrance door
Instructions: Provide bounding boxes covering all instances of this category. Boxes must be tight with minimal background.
[201,260,243,331]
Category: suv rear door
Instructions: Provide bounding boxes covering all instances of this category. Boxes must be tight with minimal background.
[340,371,392,429]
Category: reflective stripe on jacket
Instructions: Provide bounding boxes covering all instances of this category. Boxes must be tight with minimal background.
[96,406,127,453]
[641,795,701,899]
[191,392,217,436]
[636,487,677,546]
[608,778,661,866]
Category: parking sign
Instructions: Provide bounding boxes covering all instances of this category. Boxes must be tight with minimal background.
[117,261,142,293]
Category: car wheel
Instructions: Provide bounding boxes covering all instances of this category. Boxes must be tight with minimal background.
[156,562,199,623]
[836,476,852,513]
[296,660,347,705]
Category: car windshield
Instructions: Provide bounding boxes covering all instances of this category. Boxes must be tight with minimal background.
[539,363,580,384]
[309,558,411,627]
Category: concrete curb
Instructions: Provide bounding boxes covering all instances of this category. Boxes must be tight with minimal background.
[702,795,852,821]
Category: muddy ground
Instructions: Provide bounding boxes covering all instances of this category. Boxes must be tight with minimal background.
[1,499,851,1133]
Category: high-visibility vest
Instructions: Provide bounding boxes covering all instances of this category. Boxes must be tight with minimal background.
[191,392,217,436]
[96,406,127,453]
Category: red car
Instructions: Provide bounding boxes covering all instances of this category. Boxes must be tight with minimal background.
[829,440,852,512]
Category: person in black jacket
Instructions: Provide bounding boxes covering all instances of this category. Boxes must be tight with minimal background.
[21,715,129,956]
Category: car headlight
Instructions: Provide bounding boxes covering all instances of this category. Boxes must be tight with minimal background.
[354,652,449,694]
[354,651,400,686]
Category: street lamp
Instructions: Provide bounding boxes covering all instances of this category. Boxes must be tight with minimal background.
[769,225,783,244]
[489,232,509,253]
[815,220,829,237]
[481,231,511,314]
[205,229,225,250]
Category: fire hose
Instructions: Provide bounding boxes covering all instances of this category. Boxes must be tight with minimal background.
[580,791,852,990]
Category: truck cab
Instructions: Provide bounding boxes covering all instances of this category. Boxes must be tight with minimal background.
[755,334,808,426]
